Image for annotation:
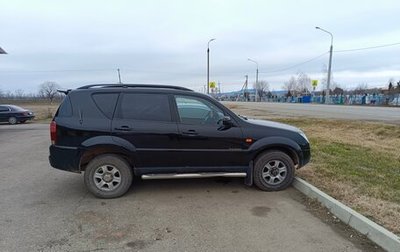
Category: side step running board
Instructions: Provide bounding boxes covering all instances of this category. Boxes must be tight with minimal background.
[141,172,247,180]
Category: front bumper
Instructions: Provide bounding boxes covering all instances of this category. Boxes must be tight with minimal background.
[49,145,82,173]
[299,148,311,167]
[17,115,35,121]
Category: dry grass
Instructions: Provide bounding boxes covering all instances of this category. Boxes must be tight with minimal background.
[228,103,400,235]
[11,101,60,122]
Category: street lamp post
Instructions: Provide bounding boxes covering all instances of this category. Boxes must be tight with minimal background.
[0,47,7,54]
[207,38,216,94]
[315,26,333,104]
[248,58,259,102]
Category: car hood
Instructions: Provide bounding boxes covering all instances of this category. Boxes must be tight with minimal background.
[246,118,301,133]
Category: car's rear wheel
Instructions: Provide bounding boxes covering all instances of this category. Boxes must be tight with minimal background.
[253,151,295,191]
[84,154,133,198]
[8,117,17,125]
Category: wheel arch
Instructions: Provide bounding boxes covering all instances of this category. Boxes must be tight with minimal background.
[80,136,136,171]
[249,137,302,167]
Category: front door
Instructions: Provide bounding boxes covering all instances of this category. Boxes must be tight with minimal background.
[173,95,247,170]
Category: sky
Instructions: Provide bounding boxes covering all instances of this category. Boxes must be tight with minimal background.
[1,0,400,94]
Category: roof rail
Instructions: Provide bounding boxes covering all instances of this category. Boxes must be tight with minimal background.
[77,84,193,91]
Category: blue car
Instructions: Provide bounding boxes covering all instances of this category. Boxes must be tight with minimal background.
[0,104,35,124]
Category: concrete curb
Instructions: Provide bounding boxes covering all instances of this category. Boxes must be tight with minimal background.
[293,177,400,252]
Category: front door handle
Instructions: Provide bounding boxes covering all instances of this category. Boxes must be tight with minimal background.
[114,125,132,131]
[181,129,198,136]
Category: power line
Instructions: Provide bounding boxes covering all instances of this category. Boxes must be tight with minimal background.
[335,42,400,53]
[259,51,329,74]
[258,41,400,74]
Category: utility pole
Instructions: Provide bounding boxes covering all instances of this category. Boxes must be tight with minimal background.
[117,68,122,84]
[218,81,221,94]
[244,75,248,101]
[316,26,333,104]
[248,58,259,102]
[207,38,216,94]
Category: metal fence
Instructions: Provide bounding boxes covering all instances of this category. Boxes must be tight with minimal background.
[261,94,400,106]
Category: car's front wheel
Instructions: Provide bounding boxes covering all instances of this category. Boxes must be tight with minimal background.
[84,154,133,198]
[253,151,295,191]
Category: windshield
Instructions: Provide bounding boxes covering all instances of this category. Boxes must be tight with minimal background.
[8,105,25,111]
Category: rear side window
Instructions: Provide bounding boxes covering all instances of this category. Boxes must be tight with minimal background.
[92,93,119,118]
[117,93,171,122]
[57,96,73,117]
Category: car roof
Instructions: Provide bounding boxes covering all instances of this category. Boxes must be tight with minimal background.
[0,104,25,110]
[77,84,193,92]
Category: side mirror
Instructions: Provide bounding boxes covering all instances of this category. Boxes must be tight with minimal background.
[222,116,232,126]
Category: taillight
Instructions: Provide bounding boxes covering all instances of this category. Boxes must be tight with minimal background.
[50,121,57,144]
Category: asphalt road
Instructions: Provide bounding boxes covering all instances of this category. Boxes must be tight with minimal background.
[223,102,400,124]
[0,123,380,251]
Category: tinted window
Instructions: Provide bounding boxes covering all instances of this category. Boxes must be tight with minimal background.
[0,106,9,112]
[92,93,119,118]
[57,96,73,117]
[118,93,171,122]
[175,96,224,125]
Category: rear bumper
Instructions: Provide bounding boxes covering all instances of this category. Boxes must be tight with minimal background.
[49,145,81,173]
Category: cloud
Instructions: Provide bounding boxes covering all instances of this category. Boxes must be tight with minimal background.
[1,0,400,93]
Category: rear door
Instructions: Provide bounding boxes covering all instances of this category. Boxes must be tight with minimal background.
[111,92,180,169]
[0,106,10,122]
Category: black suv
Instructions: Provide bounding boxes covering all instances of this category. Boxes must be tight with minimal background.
[49,84,310,198]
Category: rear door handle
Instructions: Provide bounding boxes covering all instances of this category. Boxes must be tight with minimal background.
[181,129,198,136]
[114,125,132,131]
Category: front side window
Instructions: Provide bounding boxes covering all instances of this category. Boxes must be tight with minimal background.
[175,96,224,125]
[0,106,9,112]
[118,93,171,122]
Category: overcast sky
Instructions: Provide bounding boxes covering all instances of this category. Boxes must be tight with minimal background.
[1,0,400,93]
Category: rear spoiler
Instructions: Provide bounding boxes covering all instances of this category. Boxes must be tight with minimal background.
[57,89,71,95]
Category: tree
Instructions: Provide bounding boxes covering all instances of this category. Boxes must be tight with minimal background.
[39,81,61,103]
[332,87,344,95]
[15,89,24,99]
[397,81,400,94]
[282,73,311,96]
[296,72,311,94]
[282,76,297,96]
[253,80,269,101]
[388,82,393,90]
[355,83,368,95]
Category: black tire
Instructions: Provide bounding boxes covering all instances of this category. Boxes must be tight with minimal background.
[84,154,133,198]
[253,151,295,191]
[8,117,17,125]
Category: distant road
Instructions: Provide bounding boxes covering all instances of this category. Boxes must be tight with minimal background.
[223,102,400,124]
